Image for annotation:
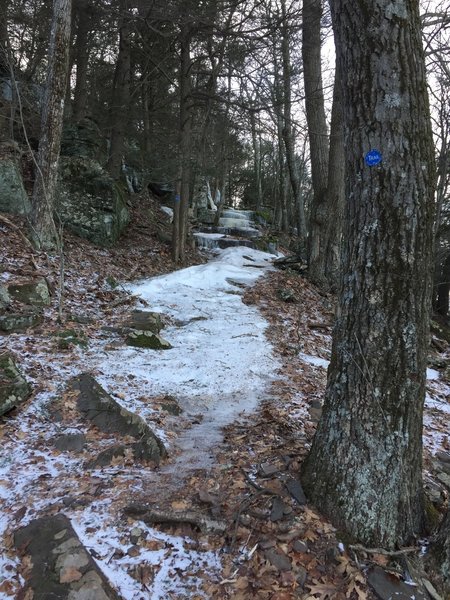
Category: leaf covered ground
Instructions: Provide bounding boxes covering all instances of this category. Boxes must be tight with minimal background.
[0,195,449,599]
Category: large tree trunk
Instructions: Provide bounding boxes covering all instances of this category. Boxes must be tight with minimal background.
[107,0,131,179]
[172,19,192,263]
[302,0,436,548]
[302,0,328,277]
[280,0,307,250]
[72,0,91,122]
[30,0,72,250]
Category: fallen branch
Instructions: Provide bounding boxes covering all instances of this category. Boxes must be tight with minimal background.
[349,544,418,557]
[124,504,227,533]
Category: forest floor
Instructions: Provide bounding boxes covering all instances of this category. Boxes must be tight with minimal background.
[0,194,449,600]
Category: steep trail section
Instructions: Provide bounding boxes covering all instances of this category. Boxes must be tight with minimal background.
[0,246,281,600]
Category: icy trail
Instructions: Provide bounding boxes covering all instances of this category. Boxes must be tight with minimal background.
[0,246,281,599]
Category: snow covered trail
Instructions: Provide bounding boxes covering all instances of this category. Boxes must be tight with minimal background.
[0,246,281,599]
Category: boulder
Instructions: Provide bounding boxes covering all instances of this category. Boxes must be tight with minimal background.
[0,352,31,416]
[0,155,31,215]
[7,277,51,306]
[57,156,129,246]
[54,432,86,453]
[68,373,166,464]
[125,310,163,334]
[0,310,43,332]
[126,330,172,349]
[0,282,10,308]
[61,118,104,161]
[14,514,121,599]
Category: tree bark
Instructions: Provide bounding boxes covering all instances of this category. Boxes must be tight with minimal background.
[172,18,192,263]
[280,0,307,250]
[430,509,450,593]
[302,0,329,278]
[302,0,436,548]
[107,0,131,179]
[72,0,91,122]
[30,0,72,250]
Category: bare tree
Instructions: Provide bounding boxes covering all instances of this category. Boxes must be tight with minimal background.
[30,0,72,250]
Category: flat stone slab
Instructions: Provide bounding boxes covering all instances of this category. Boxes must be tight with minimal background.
[0,352,31,416]
[8,277,51,306]
[0,310,43,332]
[68,373,166,464]
[367,566,427,600]
[14,513,121,599]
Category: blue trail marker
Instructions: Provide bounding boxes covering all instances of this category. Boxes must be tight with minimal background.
[365,149,382,167]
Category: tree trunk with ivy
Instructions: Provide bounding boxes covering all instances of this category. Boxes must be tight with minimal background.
[30,0,72,251]
[302,0,436,547]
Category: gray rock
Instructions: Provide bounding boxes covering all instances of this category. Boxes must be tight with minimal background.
[54,433,86,453]
[292,540,308,553]
[264,548,292,572]
[367,566,427,600]
[296,565,308,587]
[0,310,43,332]
[0,283,10,309]
[68,373,166,464]
[0,352,31,416]
[88,444,127,467]
[285,478,307,505]
[8,278,51,306]
[126,330,172,349]
[57,156,129,247]
[0,157,31,215]
[14,514,120,599]
[125,310,163,334]
[270,497,286,522]
[436,451,450,465]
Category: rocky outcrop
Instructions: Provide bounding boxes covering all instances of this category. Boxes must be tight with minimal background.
[57,156,129,247]
[0,352,31,416]
[14,513,121,599]
[7,277,51,306]
[0,143,31,215]
[0,283,10,308]
[68,373,166,464]
[0,310,43,332]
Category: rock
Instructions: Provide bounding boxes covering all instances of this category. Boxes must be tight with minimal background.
[130,527,144,545]
[436,451,450,464]
[292,540,308,553]
[277,287,297,302]
[367,566,427,600]
[0,352,31,416]
[88,444,127,467]
[296,565,308,587]
[285,478,307,505]
[126,330,172,349]
[270,497,287,522]
[55,329,88,350]
[0,310,43,332]
[264,548,292,572]
[68,373,166,464]
[436,471,450,489]
[61,118,104,161]
[14,514,121,599]
[125,310,163,334]
[160,395,182,415]
[0,283,10,309]
[0,157,31,215]
[54,433,86,453]
[8,278,51,306]
[57,156,129,247]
